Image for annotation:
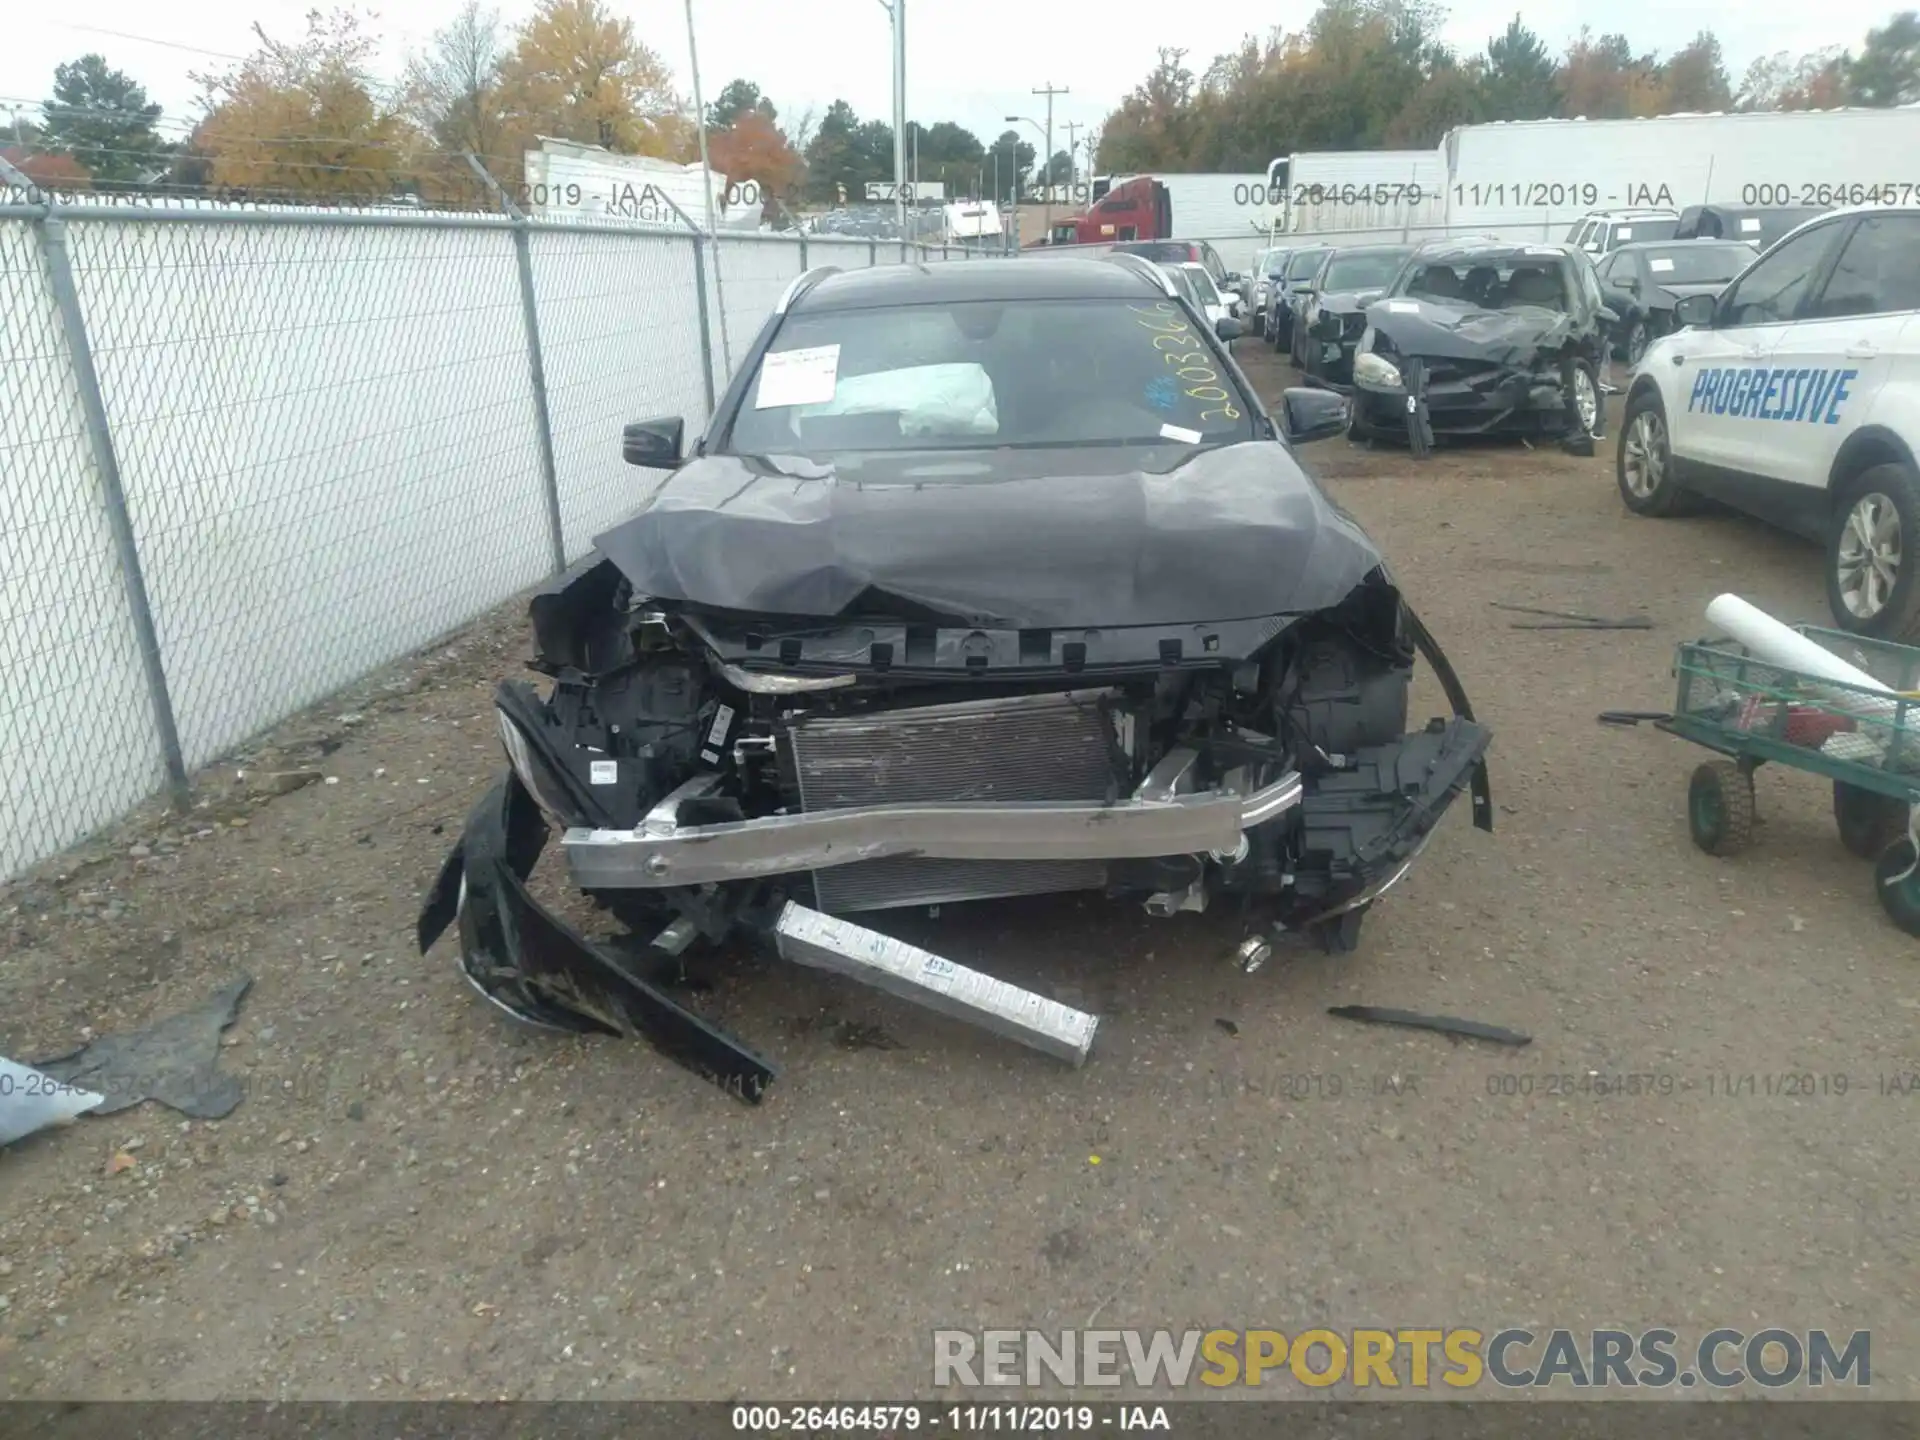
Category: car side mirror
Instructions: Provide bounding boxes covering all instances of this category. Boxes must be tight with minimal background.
[1674,293,1716,329]
[1281,386,1347,444]
[1223,271,1244,287]
[1215,316,1244,342]
[622,415,685,468]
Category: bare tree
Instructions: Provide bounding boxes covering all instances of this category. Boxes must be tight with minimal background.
[784,103,818,157]
[403,0,507,162]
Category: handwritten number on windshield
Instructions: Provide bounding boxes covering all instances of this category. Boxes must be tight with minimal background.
[1130,305,1241,422]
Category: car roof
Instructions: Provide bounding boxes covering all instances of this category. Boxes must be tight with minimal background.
[1323,244,1413,258]
[791,257,1159,312]
[1582,208,1678,219]
[1609,238,1754,253]
[1410,240,1579,264]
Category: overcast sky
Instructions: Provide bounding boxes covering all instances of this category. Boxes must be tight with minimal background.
[2,0,1896,161]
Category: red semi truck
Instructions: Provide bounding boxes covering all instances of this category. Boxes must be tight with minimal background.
[1031,175,1173,246]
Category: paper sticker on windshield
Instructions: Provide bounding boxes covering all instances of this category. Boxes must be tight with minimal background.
[1159,423,1203,444]
[1649,257,1675,273]
[755,345,841,408]
[1740,217,1762,232]
[1615,226,1632,239]
[1526,246,1561,256]
[1387,299,1420,313]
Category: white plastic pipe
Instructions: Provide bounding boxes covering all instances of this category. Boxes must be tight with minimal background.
[1705,593,1899,725]
[1706,594,1892,693]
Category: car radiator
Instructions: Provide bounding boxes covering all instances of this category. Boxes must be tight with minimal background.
[784,688,1129,913]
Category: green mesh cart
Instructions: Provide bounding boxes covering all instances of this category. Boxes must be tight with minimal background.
[1659,625,1920,937]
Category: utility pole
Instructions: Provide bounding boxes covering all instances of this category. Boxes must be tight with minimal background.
[1032,82,1068,232]
[1062,120,1083,205]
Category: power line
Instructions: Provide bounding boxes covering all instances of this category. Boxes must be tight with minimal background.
[40,22,249,63]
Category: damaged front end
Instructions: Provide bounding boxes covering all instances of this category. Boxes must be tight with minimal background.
[419,543,1492,1101]
[1348,250,1607,458]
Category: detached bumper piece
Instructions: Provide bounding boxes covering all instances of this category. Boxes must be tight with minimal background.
[561,768,1307,891]
[1297,717,1493,927]
[417,774,777,1103]
[772,903,1098,1066]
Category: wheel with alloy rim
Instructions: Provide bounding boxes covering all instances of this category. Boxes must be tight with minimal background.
[1570,361,1600,436]
[1827,461,1920,640]
[1625,318,1650,366]
[1616,390,1701,517]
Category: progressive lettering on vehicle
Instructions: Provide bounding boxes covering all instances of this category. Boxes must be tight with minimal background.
[1684,366,1859,424]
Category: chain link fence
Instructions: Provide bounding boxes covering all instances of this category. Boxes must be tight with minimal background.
[0,194,967,880]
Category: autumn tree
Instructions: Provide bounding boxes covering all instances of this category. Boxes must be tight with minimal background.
[39,54,166,188]
[192,9,414,201]
[1736,49,1851,110]
[1557,29,1666,119]
[1659,32,1733,112]
[496,0,692,163]
[1849,11,1920,106]
[1480,16,1558,120]
[707,109,800,214]
[398,1,509,203]
[1,145,91,191]
[1097,48,1200,172]
[1386,54,1488,146]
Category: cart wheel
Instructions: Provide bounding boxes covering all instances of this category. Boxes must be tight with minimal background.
[1688,761,1756,856]
[1874,838,1920,937]
[1835,781,1907,860]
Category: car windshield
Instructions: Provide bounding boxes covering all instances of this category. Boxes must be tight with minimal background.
[1160,265,1202,307]
[1322,250,1411,291]
[1264,252,1293,277]
[726,299,1256,456]
[1114,242,1194,264]
[1642,244,1752,284]
[1613,218,1678,244]
[1286,249,1329,280]
[1398,252,1572,311]
[1182,266,1222,305]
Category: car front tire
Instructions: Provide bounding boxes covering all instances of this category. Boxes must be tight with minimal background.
[1616,389,1701,517]
[1624,317,1650,367]
[1827,461,1920,640]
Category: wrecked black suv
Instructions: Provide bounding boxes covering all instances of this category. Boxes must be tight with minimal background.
[417,254,1494,1101]
[1349,240,1611,455]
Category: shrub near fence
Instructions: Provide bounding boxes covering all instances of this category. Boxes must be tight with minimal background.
[0,192,962,880]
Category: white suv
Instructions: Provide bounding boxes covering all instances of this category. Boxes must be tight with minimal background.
[1566,208,1680,256]
[1615,204,1920,638]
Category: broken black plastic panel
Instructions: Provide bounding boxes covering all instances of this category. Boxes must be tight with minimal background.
[418,774,779,1102]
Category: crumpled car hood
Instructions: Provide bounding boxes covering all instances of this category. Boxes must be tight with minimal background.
[1652,280,1726,306]
[591,442,1387,631]
[1320,288,1389,314]
[1365,298,1573,365]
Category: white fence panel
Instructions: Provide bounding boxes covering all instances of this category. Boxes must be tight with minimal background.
[0,221,165,876]
[531,226,710,556]
[67,217,553,771]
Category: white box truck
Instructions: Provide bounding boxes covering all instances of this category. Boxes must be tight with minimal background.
[1441,107,1920,236]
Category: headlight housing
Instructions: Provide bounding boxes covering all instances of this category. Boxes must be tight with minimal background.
[1353,351,1405,389]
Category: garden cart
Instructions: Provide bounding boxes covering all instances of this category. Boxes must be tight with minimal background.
[1657,625,1920,937]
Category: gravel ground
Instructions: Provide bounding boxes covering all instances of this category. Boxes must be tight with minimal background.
[2,344,1916,1402]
